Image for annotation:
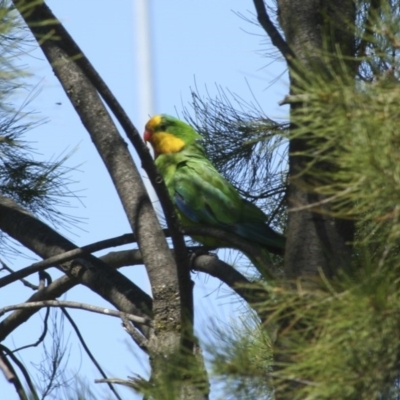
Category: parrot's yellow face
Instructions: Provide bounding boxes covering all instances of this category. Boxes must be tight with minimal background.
[143,115,185,158]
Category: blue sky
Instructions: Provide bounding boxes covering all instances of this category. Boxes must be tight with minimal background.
[1,1,287,398]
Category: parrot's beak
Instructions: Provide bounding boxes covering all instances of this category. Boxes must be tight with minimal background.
[143,129,158,158]
[143,130,152,142]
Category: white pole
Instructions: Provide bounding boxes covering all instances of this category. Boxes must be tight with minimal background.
[134,0,158,201]
[135,0,155,123]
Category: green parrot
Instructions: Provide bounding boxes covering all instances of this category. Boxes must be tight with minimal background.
[143,114,285,267]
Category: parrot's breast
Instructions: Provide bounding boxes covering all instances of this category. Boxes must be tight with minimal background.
[151,132,185,156]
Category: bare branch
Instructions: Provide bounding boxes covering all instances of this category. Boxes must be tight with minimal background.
[0,300,152,326]
[1,345,38,399]
[121,315,149,352]
[102,248,261,305]
[0,352,28,400]
[62,308,123,400]
[192,254,253,301]
[95,377,138,389]
[0,196,152,340]
[10,1,175,290]
[0,352,14,382]
[12,2,198,365]
[0,259,37,290]
[0,275,75,342]
[11,273,52,354]
[22,1,192,308]
[0,233,136,289]
[252,0,295,62]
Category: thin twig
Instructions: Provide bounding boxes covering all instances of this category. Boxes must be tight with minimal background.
[12,273,52,354]
[62,308,123,400]
[288,185,357,212]
[120,315,149,352]
[0,233,136,289]
[0,300,152,326]
[0,259,37,290]
[0,350,29,400]
[95,377,138,389]
[1,345,38,399]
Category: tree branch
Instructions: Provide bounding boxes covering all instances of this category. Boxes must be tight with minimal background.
[0,300,152,326]
[19,0,194,350]
[95,377,138,389]
[0,345,38,399]
[12,3,199,371]
[0,233,137,289]
[0,275,74,342]
[11,273,51,354]
[0,259,37,290]
[101,248,258,305]
[0,196,152,339]
[62,307,123,400]
[0,354,27,399]
[191,254,254,302]
[120,315,149,352]
[252,0,295,62]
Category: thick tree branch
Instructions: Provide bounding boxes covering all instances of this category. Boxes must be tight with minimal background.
[191,254,255,302]
[0,196,152,339]
[101,248,258,305]
[12,6,202,380]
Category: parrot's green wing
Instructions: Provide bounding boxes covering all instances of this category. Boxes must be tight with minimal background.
[174,154,244,227]
[156,144,285,254]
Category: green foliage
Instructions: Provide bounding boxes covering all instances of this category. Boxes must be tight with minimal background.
[286,60,400,254]
[255,259,400,400]
[0,1,79,229]
[134,349,209,400]
[207,253,400,399]
[183,87,288,232]
[196,3,400,399]
[210,316,273,399]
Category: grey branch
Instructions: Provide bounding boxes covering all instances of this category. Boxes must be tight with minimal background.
[95,377,138,389]
[0,300,152,326]
[252,0,295,62]
[0,196,152,340]
[0,233,137,289]
[11,1,197,363]
[102,248,257,304]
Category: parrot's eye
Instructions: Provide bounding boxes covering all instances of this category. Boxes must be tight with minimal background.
[159,124,167,131]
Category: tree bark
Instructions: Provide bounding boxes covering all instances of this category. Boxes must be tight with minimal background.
[278,0,356,279]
